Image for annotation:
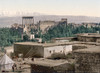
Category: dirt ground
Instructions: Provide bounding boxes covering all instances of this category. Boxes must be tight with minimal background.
[0,58,31,73]
[0,46,32,73]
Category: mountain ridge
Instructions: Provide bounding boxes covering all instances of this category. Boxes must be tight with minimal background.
[0,15,100,27]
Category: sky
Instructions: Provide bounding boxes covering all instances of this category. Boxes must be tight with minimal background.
[0,0,100,17]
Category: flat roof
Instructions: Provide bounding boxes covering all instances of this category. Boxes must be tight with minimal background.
[77,33,100,38]
[74,46,100,53]
[14,42,73,47]
[52,37,75,40]
[14,41,100,48]
[29,58,68,67]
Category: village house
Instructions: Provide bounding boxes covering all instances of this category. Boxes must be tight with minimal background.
[51,37,76,43]
[14,42,72,58]
[77,33,100,43]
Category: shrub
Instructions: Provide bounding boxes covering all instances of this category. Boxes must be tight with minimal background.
[48,52,73,60]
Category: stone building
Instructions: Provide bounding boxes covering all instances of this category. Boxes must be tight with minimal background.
[22,16,34,25]
[59,18,67,25]
[38,20,56,34]
[51,37,76,43]
[22,16,34,34]
[82,23,99,28]
[74,46,100,73]
[77,33,100,43]
[14,42,72,58]
[38,18,68,34]
[11,23,22,29]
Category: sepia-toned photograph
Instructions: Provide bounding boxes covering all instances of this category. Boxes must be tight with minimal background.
[0,0,100,73]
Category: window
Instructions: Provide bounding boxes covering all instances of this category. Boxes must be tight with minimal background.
[49,51,51,53]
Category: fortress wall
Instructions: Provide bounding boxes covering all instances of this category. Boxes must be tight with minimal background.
[39,21,56,33]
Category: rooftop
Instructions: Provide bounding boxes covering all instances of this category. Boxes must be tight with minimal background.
[52,37,75,40]
[14,41,100,47]
[77,33,100,38]
[74,46,100,53]
[14,42,73,47]
[29,58,68,67]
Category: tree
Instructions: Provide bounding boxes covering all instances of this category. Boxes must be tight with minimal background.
[23,34,29,41]
[42,23,100,41]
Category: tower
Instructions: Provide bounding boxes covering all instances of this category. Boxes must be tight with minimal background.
[22,16,34,34]
[61,18,67,25]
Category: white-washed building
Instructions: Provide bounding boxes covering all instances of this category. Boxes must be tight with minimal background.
[14,42,72,58]
[44,45,72,58]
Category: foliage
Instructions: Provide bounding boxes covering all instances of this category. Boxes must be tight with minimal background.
[0,28,22,47]
[23,34,29,41]
[48,52,73,60]
[0,23,100,47]
[42,23,100,41]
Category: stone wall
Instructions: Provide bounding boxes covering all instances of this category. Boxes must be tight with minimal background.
[44,45,72,58]
[77,34,100,43]
[31,63,74,73]
[31,64,54,73]
[74,52,100,73]
[14,44,44,58]
[39,21,56,34]
[77,36,96,42]
[96,38,100,43]
[72,45,87,51]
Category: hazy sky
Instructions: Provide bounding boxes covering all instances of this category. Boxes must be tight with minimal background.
[0,0,100,17]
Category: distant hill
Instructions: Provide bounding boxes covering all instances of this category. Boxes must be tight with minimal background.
[0,15,100,27]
